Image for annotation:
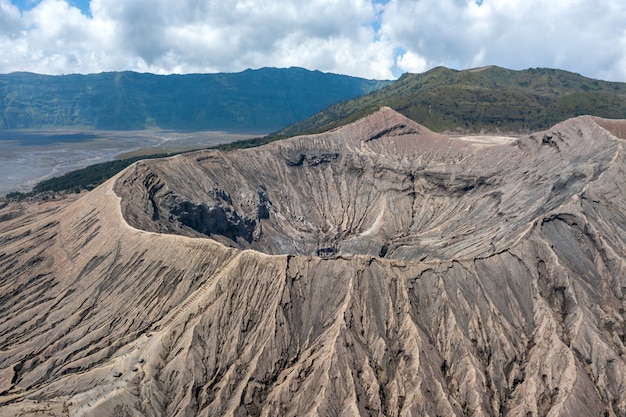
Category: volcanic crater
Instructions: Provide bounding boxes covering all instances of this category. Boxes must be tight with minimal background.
[116,107,619,262]
[1,107,626,417]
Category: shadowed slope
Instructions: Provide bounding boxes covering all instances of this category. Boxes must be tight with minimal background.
[0,68,388,130]
[0,108,625,416]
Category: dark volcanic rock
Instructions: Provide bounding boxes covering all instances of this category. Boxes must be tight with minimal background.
[1,108,626,417]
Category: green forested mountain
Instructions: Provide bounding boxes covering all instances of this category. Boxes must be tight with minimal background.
[276,66,626,137]
[0,67,389,131]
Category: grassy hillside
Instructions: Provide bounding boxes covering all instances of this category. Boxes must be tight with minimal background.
[275,66,626,136]
[0,67,389,131]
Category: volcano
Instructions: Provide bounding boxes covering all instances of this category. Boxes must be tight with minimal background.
[1,107,625,416]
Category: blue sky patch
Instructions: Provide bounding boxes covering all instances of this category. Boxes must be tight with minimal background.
[12,0,91,16]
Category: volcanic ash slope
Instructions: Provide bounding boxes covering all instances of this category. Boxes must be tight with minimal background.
[1,107,626,417]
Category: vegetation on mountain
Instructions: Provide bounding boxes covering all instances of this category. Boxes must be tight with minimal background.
[1,153,173,201]
[32,154,173,193]
[275,66,626,137]
[2,135,279,199]
[0,67,389,130]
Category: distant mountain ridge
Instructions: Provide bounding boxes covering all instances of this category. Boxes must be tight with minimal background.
[276,65,626,137]
[0,67,389,131]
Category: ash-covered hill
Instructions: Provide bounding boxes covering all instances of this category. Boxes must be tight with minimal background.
[0,67,388,130]
[1,108,626,416]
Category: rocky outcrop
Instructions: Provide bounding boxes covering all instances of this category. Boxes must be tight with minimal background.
[0,108,625,416]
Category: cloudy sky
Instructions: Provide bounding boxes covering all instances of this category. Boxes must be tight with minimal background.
[1,0,625,81]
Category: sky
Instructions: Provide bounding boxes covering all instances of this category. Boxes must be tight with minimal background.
[1,0,625,81]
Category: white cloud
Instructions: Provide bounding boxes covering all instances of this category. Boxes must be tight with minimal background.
[0,0,122,74]
[0,1,24,35]
[380,0,626,80]
[396,50,427,74]
[84,0,393,78]
[0,0,626,81]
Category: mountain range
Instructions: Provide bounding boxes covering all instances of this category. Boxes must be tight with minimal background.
[3,65,626,138]
[0,67,388,131]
